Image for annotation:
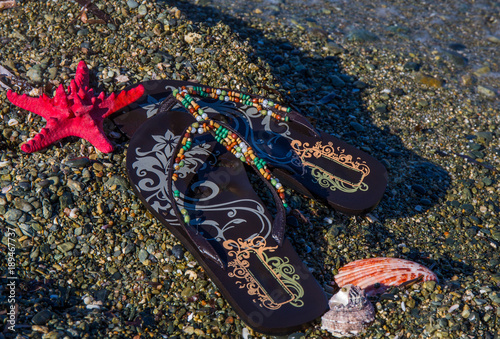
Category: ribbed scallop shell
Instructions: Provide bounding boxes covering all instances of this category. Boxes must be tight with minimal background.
[334,257,438,297]
[321,284,375,337]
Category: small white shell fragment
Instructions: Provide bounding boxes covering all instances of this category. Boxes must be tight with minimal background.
[185,269,197,280]
[321,284,375,337]
[241,327,250,339]
[401,301,406,312]
[2,184,12,194]
[448,304,460,313]
[0,160,10,168]
[8,118,19,126]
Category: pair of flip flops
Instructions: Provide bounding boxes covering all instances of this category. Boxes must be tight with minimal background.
[119,81,387,334]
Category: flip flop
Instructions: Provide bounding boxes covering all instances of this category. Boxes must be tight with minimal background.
[126,102,328,334]
[115,80,387,215]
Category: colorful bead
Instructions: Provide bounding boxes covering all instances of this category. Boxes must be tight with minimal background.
[170,85,291,226]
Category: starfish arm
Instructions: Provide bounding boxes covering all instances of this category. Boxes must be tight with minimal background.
[75,125,114,153]
[74,60,90,90]
[53,84,70,109]
[21,118,73,153]
[99,84,145,118]
[22,115,114,153]
[7,90,56,119]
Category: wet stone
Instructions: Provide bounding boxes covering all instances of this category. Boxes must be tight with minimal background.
[416,74,443,88]
[475,131,493,144]
[127,0,138,8]
[404,62,420,71]
[123,243,135,255]
[172,244,185,259]
[64,157,90,168]
[26,65,43,82]
[440,50,468,67]
[57,242,75,253]
[330,75,345,87]
[412,184,426,194]
[375,103,387,113]
[32,309,52,325]
[138,249,149,263]
[477,85,497,98]
[420,198,432,206]
[349,121,365,132]
[40,244,51,254]
[423,280,436,291]
[279,43,294,50]
[59,192,73,209]
[67,179,83,192]
[13,199,33,212]
[324,41,344,55]
[105,175,129,191]
[138,4,147,15]
[489,292,500,304]
[346,28,379,42]
[5,208,23,223]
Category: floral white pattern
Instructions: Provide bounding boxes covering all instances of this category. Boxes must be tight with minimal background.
[131,128,273,242]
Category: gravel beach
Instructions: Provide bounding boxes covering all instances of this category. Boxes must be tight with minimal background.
[0,0,499,338]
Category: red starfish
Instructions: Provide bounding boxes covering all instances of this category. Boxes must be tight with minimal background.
[7,60,144,153]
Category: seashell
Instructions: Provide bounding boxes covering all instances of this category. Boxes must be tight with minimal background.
[2,184,13,194]
[334,257,438,297]
[185,269,197,280]
[8,118,19,126]
[321,284,375,337]
[0,160,11,168]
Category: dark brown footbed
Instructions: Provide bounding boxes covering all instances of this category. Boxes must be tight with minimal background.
[126,109,328,335]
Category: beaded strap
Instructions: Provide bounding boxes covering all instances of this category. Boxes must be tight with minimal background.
[186,85,291,122]
[170,86,288,217]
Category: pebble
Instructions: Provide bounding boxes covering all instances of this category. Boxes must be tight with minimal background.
[104,175,129,191]
[67,179,83,192]
[486,35,500,44]
[13,199,34,212]
[477,85,497,98]
[172,244,185,259]
[404,62,420,71]
[138,249,149,263]
[26,65,43,82]
[32,310,52,325]
[346,28,379,42]
[138,4,148,15]
[127,0,138,9]
[349,121,365,132]
[5,208,23,223]
[324,41,344,55]
[57,242,75,253]
[440,49,468,67]
[330,75,346,87]
[64,157,90,168]
[416,73,443,88]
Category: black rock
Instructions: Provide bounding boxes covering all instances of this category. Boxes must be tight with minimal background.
[412,184,426,195]
[32,309,52,325]
[172,244,185,260]
[279,43,294,50]
[404,62,420,71]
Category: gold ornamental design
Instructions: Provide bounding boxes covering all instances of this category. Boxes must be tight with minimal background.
[291,140,370,193]
[223,236,304,310]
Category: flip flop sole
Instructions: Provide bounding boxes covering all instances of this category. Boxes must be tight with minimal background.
[126,109,328,334]
[116,80,387,214]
